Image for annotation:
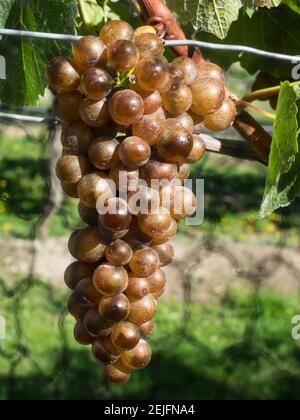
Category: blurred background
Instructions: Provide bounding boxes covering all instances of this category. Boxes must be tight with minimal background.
[0,64,300,401]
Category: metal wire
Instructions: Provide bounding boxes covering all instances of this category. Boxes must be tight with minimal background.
[0,28,299,63]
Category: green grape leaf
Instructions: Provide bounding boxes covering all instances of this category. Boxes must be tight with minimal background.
[260,82,300,218]
[284,0,300,13]
[79,0,103,27]
[0,0,78,107]
[194,6,300,80]
[0,0,15,27]
[166,0,243,39]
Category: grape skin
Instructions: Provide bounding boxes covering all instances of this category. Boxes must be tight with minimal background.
[171,57,197,86]
[72,36,106,71]
[108,90,144,126]
[204,98,237,132]
[108,40,139,73]
[88,137,119,170]
[136,56,172,93]
[47,57,80,93]
[118,136,151,169]
[132,107,165,146]
[162,84,193,116]
[100,20,134,46]
[190,78,225,116]
[79,98,110,127]
[54,91,83,122]
[81,68,113,101]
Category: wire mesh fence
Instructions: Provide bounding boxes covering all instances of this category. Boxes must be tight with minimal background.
[1,114,300,400]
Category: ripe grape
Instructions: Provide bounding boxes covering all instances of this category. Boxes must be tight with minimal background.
[168,64,185,87]
[170,187,197,221]
[99,197,132,232]
[61,121,93,156]
[177,164,190,183]
[196,62,225,83]
[68,291,91,320]
[136,56,172,93]
[135,33,164,57]
[190,78,225,116]
[127,294,157,326]
[127,186,160,215]
[47,57,80,92]
[92,340,120,364]
[75,277,102,306]
[105,239,133,266]
[152,241,174,267]
[139,320,154,337]
[121,339,152,370]
[150,218,177,245]
[88,136,119,170]
[129,247,160,277]
[77,172,111,208]
[54,91,82,122]
[93,264,128,296]
[162,84,193,116]
[204,98,237,132]
[108,40,139,72]
[109,161,139,192]
[72,36,106,71]
[130,83,162,115]
[64,261,97,290]
[173,112,194,132]
[98,218,129,243]
[79,98,110,127]
[99,293,130,322]
[56,155,90,184]
[81,68,113,100]
[171,57,197,85]
[126,273,150,299]
[103,363,131,384]
[102,334,122,356]
[140,157,177,185]
[74,321,94,345]
[84,308,113,337]
[132,107,165,146]
[108,90,144,126]
[138,207,172,237]
[61,181,79,198]
[134,25,157,37]
[123,217,152,246]
[68,227,106,263]
[78,202,98,226]
[181,134,206,164]
[157,119,193,162]
[147,269,166,298]
[119,136,151,169]
[100,20,134,46]
[111,321,141,350]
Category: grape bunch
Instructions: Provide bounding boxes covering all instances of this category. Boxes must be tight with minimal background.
[47,20,236,385]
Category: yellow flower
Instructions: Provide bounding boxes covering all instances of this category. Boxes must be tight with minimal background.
[2,223,12,232]
[0,180,7,188]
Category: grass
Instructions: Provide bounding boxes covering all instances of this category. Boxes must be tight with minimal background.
[0,283,300,400]
[1,132,300,245]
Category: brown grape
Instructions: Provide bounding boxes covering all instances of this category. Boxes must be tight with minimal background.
[134,25,157,37]
[157,119,193,162]
[68,291,90,320]
[150,217,177,245]
[74,320,94,345]
[170,187,197,221]
[121,339,152,370]
[135,33,164,57]
[119,136,151,169]
[83,308,113,337]
[138,207,172,237]
[105,240,133,266]
[81,68,113,100]
[56,155,90,184]
[78,202,98,226]
[173,112,194,132]
[177,164,190,183]
[109,162,139,192]
[172,56,198,85]
[123,217,152,246]
[181,134,206,164]
[100,20,134,46]
[190,78,225,116]
[108,40,139,72]
[108,90,144,126]
[46,57,80,92]
[126,273,150,299]
[168,64,185,87]
[136,56,172,93]
[140,157,177,185]
[72,36,106,71]
[79,98,110,127]
[147,269,166,298]
[68,227,106,263]
[132,107,165,146]
[152,241,174,267]
[102,334,123,356]
[61,121,93,156]
[204,98,237,131]
[103,363,131,384]
[196,62,225,83]
[139,320,154,337]
[111,321,141,350]
[129,247,160,277]
[99,197,132,232]
[98,219,129,243]
[93,263,128,296]
[162,84,193,116]
[54,91,82,122]
[99,293,130,322]
[75,277,102,306]
[64,261,96,290]
[130,83,162,114]
[61,181,79,198]
[77,172,111,208]
[127,187,160,215]
[92,340,120,364]
[127,294,157,326]
[88,136,119,170]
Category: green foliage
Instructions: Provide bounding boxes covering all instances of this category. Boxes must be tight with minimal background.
[284,0,300,13]
[260,82,300,218]
[0,0,15,27]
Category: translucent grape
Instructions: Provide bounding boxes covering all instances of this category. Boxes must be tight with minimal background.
[105,239,133,266]
[190,78,225,116]
[121,339,152,369]
[99,197,133,232]
[126,273,150,299]
[99,293,130,322]
[74,321,94,345]
[172,56,198,85]
[108,89,144,126]
[108,40,139,72]
[157,119,193,162]
[79,98,110,127]
[152,241,174,267]
[92,340,120,364]
[68,227,106,263]
[132,107,165,146]
[47,57,80,92]
[92,263,128,296]
[61,121,93,156]
[127,294,157,326]
[56,155,90,184]
[77,172,111,208]
[119,136,151,169]
[81,68,113,100]
[100,20,134,46]
[204,98,237,132]
[136,56,172,93]
[54,91,82,122]
[135,33,164,57]
[88,136,119,170]
[147,269,166,298]
[64,261,97,290]
[162,84,193,116]
[72,36,106,71]
[129,247,160,277]
[196,62,225,83]
[111,321,141,351]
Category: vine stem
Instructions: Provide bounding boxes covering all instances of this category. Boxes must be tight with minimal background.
[243,81,300,103]
[236,100,276,121]
[129,0,272,163]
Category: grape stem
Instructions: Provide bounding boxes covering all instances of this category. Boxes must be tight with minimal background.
[236,100,276,121]
[129,0,272,164]
[242,81,300,103]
